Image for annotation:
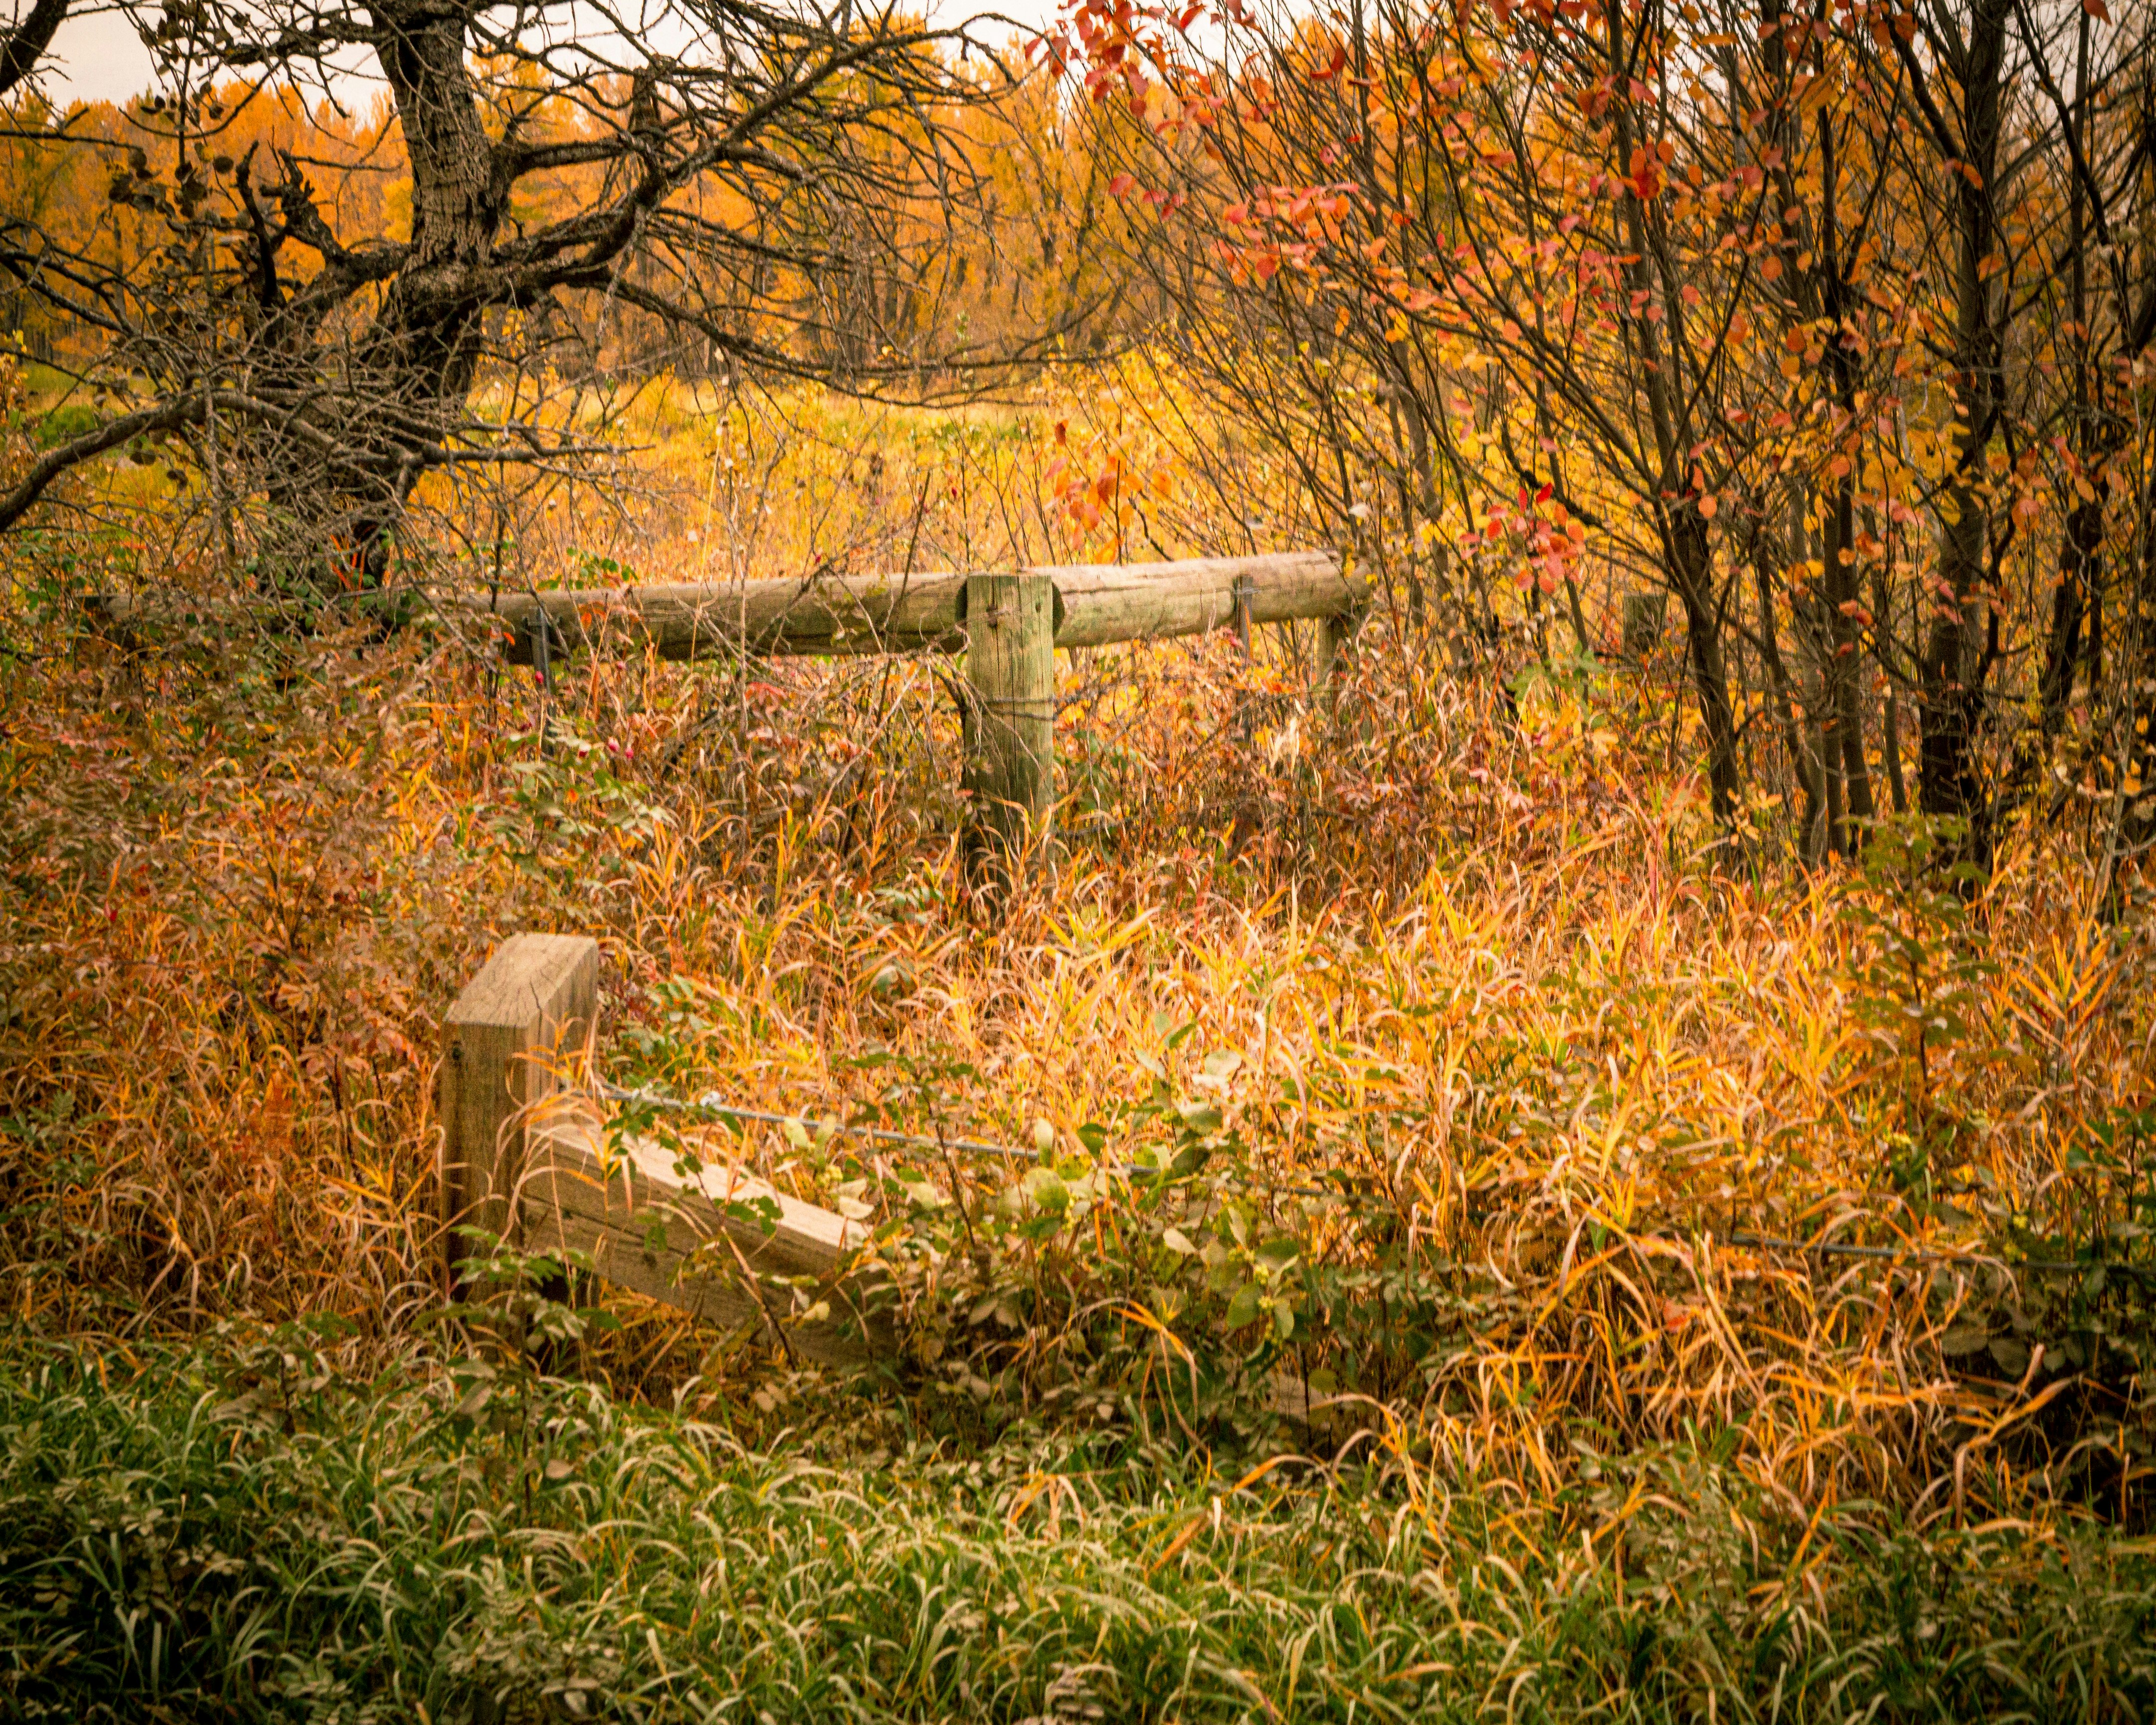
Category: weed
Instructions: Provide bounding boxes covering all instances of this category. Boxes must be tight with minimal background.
[5,1332,2156,1722]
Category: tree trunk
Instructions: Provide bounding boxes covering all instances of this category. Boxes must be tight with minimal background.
[323,1,504,584]
[1668,507,1745,827]
[2035,13,2102,775]
[1916,0,2011,863]
[1614,2,1741,834]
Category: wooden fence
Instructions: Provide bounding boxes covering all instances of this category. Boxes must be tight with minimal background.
[441,932,1329,1420]
[97,551,1362,848]
[472,551,1363,844]
[440,933,887,1368]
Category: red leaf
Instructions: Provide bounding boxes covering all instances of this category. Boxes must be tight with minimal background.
[2082,0,2109,17]
[1108,172,1138,197]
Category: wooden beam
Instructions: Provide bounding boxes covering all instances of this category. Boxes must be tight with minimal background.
[1315,602,1365,709]
[963,572,1056,849]
[462,552,1358,663]
[521,1114,893,1371]
[89,553,1363,664]
[476,573,971,663]
[1033,552,1360,650]
[438,934,599,1291]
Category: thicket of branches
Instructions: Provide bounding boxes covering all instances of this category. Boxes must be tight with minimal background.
[0,0,1104,581]
[3,0,2156,879]
[1064,0,2156,874]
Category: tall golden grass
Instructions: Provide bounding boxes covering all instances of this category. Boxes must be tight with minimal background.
[2,369,2151,1540]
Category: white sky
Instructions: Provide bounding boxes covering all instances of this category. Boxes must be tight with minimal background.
[30,2,152,105]
[14,0,1064,108]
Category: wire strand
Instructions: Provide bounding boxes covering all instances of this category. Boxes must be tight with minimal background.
[595,1084,2155,1280]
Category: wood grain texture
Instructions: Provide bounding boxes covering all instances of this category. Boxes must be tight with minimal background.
[962,572,1055,846]
[463,552,1356,663]
[473,574,971,663]
[1041,554,1359,650]
[521,1116,894,1370]
[438,934,599,1289]
[93,554,1357,662]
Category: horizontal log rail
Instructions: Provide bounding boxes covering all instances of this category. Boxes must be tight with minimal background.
[96,550,1361,852]
[471,551,1358,663]
[473,550,1362,852]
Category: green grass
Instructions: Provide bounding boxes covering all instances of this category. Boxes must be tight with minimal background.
[3,1331,2155,1724]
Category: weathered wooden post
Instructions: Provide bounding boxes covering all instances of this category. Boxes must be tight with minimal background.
[438,933,599,1290]
[962,572,1056,851]
[1315,604,1363,711]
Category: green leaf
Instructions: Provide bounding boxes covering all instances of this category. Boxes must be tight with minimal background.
[723,1195,784,1236]
[1226,1281,1262,1329]
[1168,1142,1212,1178]
[1021,1168,1070,1214]
[1176,1099,1223,1134]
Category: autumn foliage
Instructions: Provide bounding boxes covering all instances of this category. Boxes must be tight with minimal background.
[1,0,2154,1609]
[1050,0,2156,868]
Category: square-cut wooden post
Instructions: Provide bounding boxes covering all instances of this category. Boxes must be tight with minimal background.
[438,934,599,1290]
[963,572,1055,850]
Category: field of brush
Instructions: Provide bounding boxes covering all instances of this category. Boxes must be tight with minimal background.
[3,374,2155,1721]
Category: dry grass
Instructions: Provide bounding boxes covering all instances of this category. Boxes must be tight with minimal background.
[2,379,2153,1558]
